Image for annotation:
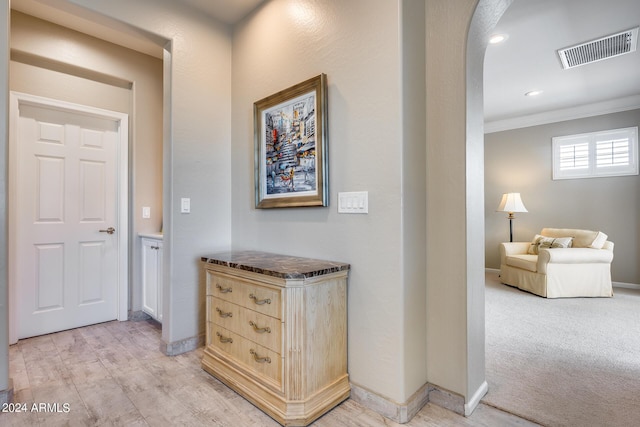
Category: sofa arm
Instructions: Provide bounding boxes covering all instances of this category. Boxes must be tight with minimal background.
[537,248,614,273]
[499,242,531,264]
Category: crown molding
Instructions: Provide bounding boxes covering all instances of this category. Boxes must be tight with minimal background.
[484,95,640,134]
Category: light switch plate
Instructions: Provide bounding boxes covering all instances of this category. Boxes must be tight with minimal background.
[142,206,151,219]
[338,191,368,214]
[181,198,190,213]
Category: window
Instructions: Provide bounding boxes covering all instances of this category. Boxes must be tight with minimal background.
[552,126,638,180]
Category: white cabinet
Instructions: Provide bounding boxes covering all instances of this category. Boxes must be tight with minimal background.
[140,235,163,322]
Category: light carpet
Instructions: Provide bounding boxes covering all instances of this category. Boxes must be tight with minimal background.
[483,271,640,427]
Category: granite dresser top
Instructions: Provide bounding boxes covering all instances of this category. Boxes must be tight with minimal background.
[201,250,350,279]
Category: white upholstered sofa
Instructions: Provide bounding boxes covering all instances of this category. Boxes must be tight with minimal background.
[499,228,614,298]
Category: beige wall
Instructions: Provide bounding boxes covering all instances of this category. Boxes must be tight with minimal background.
[231,0,413,402]
[425,0,511,409]
[0,0,9,396]
[485,109,640,285]
[10,10,163,313]
[401,0,428,402]
[65,0,234,347]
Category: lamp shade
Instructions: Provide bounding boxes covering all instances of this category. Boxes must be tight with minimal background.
[496,193,528,213]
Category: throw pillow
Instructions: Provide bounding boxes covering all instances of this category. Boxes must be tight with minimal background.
[589,231,608,249]
[528,235,573,255]
[527,234,543,255]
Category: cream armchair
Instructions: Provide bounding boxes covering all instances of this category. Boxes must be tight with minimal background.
[499,228,614,298]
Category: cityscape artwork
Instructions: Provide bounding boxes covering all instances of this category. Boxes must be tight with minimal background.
[263,92,316,195]
[254,74,328,208]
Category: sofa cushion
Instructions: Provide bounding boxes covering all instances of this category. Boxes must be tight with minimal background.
[506,254,538,272]
[527,235,573,255]
[540,228,607,249]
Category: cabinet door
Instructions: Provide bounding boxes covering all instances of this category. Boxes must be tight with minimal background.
[155,242,163,322]
[141,238,161,320]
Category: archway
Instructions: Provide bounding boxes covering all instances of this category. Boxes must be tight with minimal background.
[424,0,512,417]
[469,0,512,416]
[464,0,513,413]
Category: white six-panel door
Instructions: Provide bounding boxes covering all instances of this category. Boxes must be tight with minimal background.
[10,93,128,340]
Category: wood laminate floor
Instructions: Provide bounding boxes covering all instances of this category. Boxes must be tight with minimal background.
[1,320,537,426]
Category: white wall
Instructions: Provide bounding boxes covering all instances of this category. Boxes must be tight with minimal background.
[485,109,640,285]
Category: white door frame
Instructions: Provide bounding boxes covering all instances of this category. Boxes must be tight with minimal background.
[9,91,129,344]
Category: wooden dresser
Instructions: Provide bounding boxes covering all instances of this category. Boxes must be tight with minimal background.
[201,251,350,426]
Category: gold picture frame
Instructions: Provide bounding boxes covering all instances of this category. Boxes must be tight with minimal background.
[254,74,328,208]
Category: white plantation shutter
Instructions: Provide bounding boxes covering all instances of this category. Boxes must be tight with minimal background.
[553,127,638,180]
[559,142,589,170]
[596,135,630,168]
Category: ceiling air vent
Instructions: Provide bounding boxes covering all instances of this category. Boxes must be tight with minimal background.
[557,27,639,70]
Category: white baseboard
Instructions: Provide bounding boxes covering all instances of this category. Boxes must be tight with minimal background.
[464,381,488,416]
[613,281,640,290]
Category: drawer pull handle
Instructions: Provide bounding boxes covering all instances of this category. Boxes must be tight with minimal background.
[249,294,271,305]
[215,284,233,294]
[215,307,233,318]
[249,321,271,334]
[216,332,233,344]
[250,349,271,364]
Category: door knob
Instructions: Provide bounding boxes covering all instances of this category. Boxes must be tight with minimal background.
[99,227,116,235]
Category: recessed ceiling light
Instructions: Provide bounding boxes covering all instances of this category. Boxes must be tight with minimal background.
[489,33,509,44]
[525,90,543,97]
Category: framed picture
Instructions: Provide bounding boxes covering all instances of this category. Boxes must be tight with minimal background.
[254,74,328,208]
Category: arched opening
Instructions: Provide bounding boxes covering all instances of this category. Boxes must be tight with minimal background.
[465,0,513,413]
[424,0,511,416]
[480,1,640,425]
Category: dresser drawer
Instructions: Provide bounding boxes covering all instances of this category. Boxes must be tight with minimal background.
[207,273,240,302]
[240,307,281,353]
[207,271,281,319]
[209,297,281,353]
[210,324,281,386]
[208,297,242,335]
